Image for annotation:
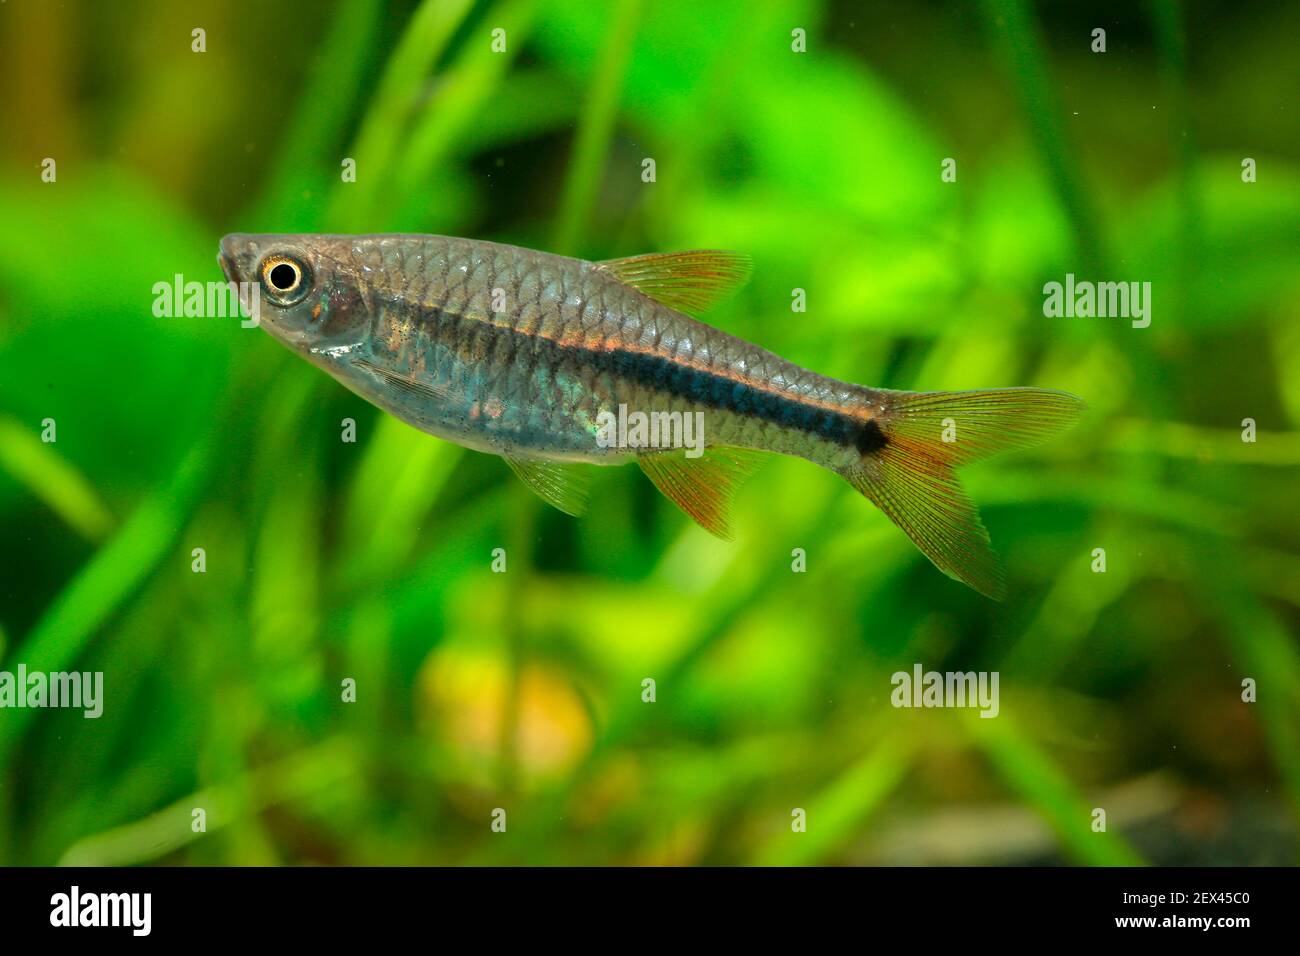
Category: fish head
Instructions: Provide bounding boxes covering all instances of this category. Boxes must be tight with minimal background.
[218,233,372,358]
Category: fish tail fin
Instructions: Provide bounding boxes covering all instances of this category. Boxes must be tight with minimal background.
[840,388,1084,600]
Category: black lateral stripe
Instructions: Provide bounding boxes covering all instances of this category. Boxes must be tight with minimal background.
[854,418,889,455]
[439,309,871,446]
[596,345,860,443]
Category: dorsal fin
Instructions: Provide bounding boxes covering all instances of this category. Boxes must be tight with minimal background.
[637,446,761,540]
[598,250,752,315]
[504,456,591,517]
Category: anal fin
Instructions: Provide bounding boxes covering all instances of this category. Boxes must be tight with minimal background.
[637,446,760,540]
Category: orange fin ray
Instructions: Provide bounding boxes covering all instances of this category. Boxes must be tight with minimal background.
[843,387,1085,600]
[637,446,761,540]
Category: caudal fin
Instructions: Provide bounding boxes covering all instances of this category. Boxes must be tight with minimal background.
[842,388,1084,600]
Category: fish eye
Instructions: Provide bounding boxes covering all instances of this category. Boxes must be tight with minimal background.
[259,254,312,306]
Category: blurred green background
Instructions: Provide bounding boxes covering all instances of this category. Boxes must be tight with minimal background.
[1,0,1298,866]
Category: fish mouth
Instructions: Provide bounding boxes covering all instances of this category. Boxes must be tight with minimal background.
[217,234,250,284]
[218,250,237,282]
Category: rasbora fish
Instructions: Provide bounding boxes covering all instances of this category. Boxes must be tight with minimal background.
[218,233,1083,599]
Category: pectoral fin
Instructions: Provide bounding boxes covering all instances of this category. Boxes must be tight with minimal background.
[599,250,752,316]
[353,359,456,404]
[637,446,760,540]
[504,456,591,517]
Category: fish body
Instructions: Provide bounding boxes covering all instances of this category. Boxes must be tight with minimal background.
[219,233,1083,598]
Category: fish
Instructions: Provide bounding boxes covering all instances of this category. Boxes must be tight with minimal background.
[218,233,1083,599]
